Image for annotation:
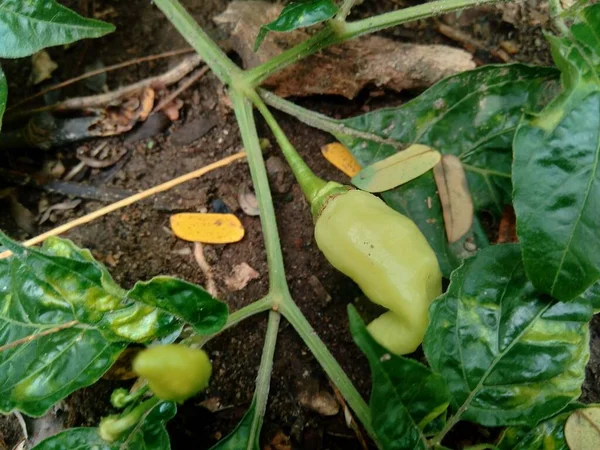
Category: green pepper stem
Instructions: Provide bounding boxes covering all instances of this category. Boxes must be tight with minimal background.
[99,397,160,443]
[250,92,327,205]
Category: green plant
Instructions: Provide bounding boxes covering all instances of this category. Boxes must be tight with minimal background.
[0,0,114,130]
[2,0,600,449]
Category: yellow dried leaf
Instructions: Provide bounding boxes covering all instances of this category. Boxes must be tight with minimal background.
[565,407,600,450]
[321,143,361,177]
[352,144,441,192]
[170,213,245,244]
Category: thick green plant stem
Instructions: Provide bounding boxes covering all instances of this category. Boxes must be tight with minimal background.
[153,0,242,85]
[245,27,337,87]
[251,93,327,204]
[230,91,289,296]
[250,310,281,444]
[280,298,377,442]
[231,91,374,443]
[246,0,504,86]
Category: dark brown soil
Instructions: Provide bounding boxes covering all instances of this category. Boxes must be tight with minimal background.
[0,1,597,449]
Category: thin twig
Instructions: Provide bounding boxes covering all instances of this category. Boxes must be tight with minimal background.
[153,65,209,112]
[329,381,369,450]
[9,55,203,119]
[193,242,218,298]
[0,320,80,353]
[0,152,247,259]
[6,48,195,112]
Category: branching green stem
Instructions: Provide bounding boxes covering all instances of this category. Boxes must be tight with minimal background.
[280,298,377,442]
[250,92,327,203]
[230,91,290,296]
[250,311,281,445]
[246,0,505,86]
[153,0,242,85]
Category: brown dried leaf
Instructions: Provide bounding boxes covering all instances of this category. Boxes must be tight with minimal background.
[497,205,518,244]
[8,195,36,234]
[264,431,292,450]
[162,98,184,121]
[225,262,260,291]
[298,390,340,416]
[214,1,475,98]
[433,155,474,243]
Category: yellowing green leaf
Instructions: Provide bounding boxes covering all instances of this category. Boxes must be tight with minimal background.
[321,142,361,177]
[565,407,600,450]
[351,144,441,193]
[433,155,474,243]
[170,213,245,244]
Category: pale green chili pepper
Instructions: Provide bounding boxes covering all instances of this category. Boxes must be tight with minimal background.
[133,344,212,402]
[314,185,442,355]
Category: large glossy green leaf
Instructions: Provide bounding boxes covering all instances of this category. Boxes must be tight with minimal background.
[336,64,559,276]
[581,280,600,313]
[32,401,176,450]
[496,404,590,450]
[348,305,450,450]
[0,233,227,343]
[0,315,125,417]
[423,244,591,427]
[0,233,226,415]
[0,63,6,131]
[0,0,114,58]
[512,5,600,301]
[210,399,259,450]
[254,0,338,51]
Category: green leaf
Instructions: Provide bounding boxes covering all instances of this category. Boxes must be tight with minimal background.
[337,64,559,276]
[0,316,125,417]
[423,244,591,427]
[496,404,590,450]
[0,233,227,415]
[0,233,227,343]
[512,7,600,301]
[0,63,6,131]
[581,280,600,313]
[121,401,176,450]
[254,0,338,51]
[128,277,227,335]
[210,399,259,450]
[348,305,450,450]
[0,0,114,58]
[32,401,176,450]
[31,429,113,450]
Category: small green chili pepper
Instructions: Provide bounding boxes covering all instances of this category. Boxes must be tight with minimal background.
[133,344,212,402]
